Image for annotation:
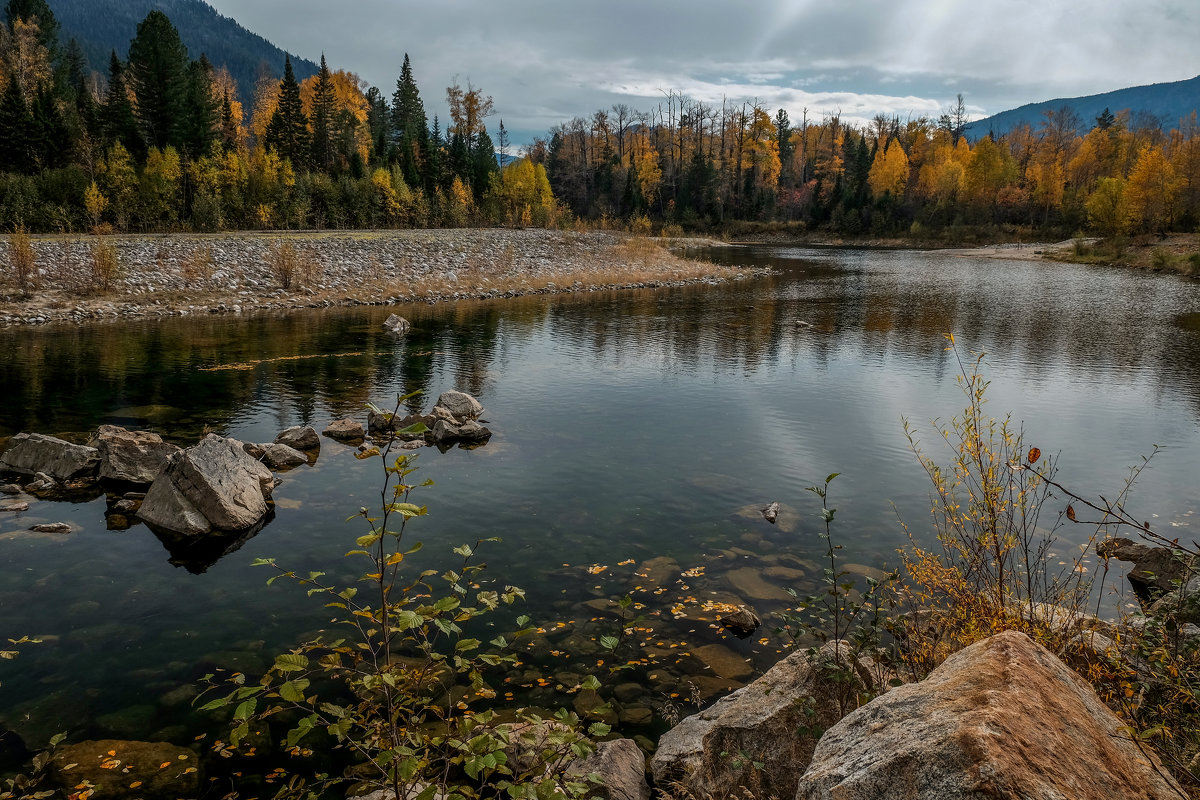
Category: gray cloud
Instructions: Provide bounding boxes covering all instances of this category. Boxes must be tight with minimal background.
[206,0,1200,144]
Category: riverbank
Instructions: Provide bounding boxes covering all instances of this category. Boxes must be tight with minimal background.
[0,229,767,326]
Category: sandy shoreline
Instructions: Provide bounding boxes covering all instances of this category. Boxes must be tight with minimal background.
[0,229,768,327]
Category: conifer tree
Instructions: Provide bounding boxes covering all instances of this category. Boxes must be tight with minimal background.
[0,80,33,173]
[471,128,497,200]
[4,0,58,55]
[391,53,427,186]
[179,55,218,158]
[309,54,335,171]
[103,51,143,158]
[64,39,98,140]
[264,55,309,168]
[426,115,443,194]
[220,90,239,151]
[127,10,189,150]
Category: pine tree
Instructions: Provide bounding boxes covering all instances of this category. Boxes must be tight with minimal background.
[102,51,143,158]
[28,86,68,169]
[219,90,239,151]
[264,55,309,168]
[179,55,218,158]
[391,53,427,187]
[426,115,443,194]
[127,10,189,150]
[0,80,33,173]
[446,128,468,190]
[64,39,98,140]
[365,86,390,166]
[309,54,335,171]
[471,128,497,200]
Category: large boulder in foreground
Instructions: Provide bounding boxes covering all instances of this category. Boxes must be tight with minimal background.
[567,738,649,800]
[138,434,274,536]
[90,424,181,484]
[650,640,872,799]
[797,630,1183,800]
[0,432,100,481]
[51,739,200,800]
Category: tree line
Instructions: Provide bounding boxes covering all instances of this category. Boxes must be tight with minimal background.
[2,0,1197,240]
[533,93,1200,239]
[0,0,555,233]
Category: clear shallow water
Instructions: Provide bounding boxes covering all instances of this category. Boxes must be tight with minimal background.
[1,244,1199,750]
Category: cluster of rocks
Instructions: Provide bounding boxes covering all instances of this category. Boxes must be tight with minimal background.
[0,389,489,547]
[367,389,492,447]
[0,230,764,326]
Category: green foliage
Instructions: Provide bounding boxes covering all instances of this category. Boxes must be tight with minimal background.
[265,55,310,170]
[197,395,600,799]
[127,10,190,151]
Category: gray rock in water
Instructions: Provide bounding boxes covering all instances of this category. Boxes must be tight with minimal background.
[566,738,650,800]
[761,501,780,524]
[30,523,71,534]
[651,640,872,799]
[0,484,20,494]
[138,434,274,536]
[719,604,762,638]
[1,501,30,513]
[23,472,60,496]
[0,433,100,481]
[259,443,308,470]
[274,425,320,451]
[241,441,266,460]
[431,418,492,444]
[90,425,181,485]
[1097,537,1195,604]
[322,419,364,442]
[383,313,411,333]
[434,390,484,422]
[796,631,1184,800]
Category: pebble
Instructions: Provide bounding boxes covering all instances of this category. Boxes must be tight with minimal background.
[0,230,771,327]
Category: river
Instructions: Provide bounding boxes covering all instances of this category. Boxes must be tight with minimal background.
[0,243,1197,756]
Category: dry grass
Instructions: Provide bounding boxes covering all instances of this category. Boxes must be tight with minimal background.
[181,245,214,287]
[266,241,322,290]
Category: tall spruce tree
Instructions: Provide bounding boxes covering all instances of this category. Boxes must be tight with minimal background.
[127,10,189,150]
[470,128,497,200]
[365,86,390,166]
[64,39,98,141]
[391,53,426,186]
[264,55,309,168]
[0,80,33,173]
[309,54,335,171]
[103,51,143,158]
[426,114,443,194]
[179,55,218,158]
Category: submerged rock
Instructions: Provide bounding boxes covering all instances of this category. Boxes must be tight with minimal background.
[0,432,100,482]
[138,434,274,537]
[796,631,1184,800]
[89,425,181,485]
[258,442,308,470]
[29,522,71,534]
[51,739,201,800]
[0,501,30,513]
[383,313,411,333]
[323,418,365,442]
[718,604,762,638]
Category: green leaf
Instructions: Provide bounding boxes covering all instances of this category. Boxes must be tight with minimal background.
[453,544,473,558]
[356,532,383,547]
[455,638,481,653]
[233,698,257,721]
[581,675,601,691]
[275,653,309,672]
[279,679,310,703]
[599,636,619,651]
[250,557,276,567]
[825,472,840,484]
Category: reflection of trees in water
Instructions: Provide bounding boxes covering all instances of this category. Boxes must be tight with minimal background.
[2,252,1200,441]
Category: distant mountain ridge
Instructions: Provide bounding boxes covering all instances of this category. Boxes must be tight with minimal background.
[47,0,318,106]
[965,74,1200,139]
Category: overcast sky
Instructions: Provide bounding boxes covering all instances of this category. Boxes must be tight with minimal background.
[206,0,1200,146]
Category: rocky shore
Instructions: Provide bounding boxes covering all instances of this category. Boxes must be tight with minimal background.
[0,228,767,326]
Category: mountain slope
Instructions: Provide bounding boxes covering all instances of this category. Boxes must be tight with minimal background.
[48,0,318,106]
[965,74,1200,139]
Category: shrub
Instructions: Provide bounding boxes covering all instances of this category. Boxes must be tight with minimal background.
[89,240,121,293]
[197,395,602,798]
[7,226,36,296]
[180,246,214,288]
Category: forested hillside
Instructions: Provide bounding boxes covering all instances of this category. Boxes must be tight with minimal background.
[48,0,317,106]
[965,74,1200,141]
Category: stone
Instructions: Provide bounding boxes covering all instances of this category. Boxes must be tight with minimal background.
[322,418,364,442]
[383,313,411,333]
[0,483,20,494]
[258,443,308,469]
[30,523,71,534]
[796,631,1184,800]
[651,640,870,799]
[1149,573,1200,625]
[431,418,492,444]
[718,605,762,638]
[567,738,651,800]
[274,425,320,451]
[0,501,29,513]
[23,472,60,497]
[761,501,780,523]
[0,432,100,481]
[51,739,201,800]
[434,390,484,422]
[1098,537,1195,603]
[89,425,181,485]
[694,643,754,680]
[241,441,266,460]
[138,434,274,536]
[725,566,793,601]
